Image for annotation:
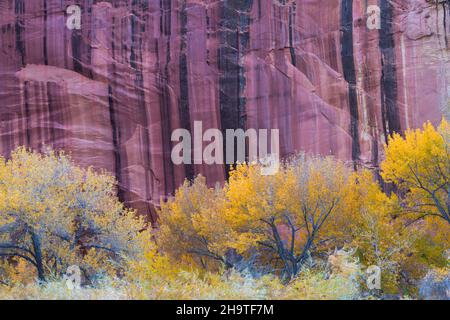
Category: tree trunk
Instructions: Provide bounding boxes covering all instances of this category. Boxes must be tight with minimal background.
[31,231,45,282]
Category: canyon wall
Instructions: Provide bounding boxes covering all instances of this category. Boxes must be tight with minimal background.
[0,0,449,220]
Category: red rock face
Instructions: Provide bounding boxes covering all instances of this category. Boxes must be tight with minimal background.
[0,0,448,220]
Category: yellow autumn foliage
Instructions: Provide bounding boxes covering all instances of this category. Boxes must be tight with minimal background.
[0,147,148,284]
[381,119,449,224]
[1,119,449,299]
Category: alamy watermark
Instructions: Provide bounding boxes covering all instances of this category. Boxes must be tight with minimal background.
[64,265,81,290]
[366,265,382,290]
[367,5,381,30]
[66,5,81,30]
[65,4,382,31]
[171,122,280,176]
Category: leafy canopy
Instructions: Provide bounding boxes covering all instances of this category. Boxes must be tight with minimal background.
[0,147,148,283]
[381,119,450,224]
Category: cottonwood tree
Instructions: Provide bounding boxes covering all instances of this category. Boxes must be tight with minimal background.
[337,170,417,293]
[159,156,352,280]
[222,155,350,281]
[0,147,147,282]
[381,119,450,225]
[158,176,231,270]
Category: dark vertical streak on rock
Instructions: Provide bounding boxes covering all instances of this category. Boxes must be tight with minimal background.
[160,67,175,197]
[258,0,262,19]
[218,0,252,176]
[160,0,171,36]
[86,1,94,79]
[70,1,94,76]
[179,1,194,181]
[108,84,123,200]
[15,0,25,67]
[372,135,379,166]
[340,0,360,164]
[156,0,175,196]
[109,16,125,203]
[43,0,48,65]
[64,9,68,69]
[379,0,401,141]
[443,1,449,47]
[71,29,83,73]
[448,0,450,19]
[23,81,31,146]
[288,3,296,66]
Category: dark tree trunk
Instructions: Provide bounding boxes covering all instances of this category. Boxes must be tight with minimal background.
[31,231,45,282]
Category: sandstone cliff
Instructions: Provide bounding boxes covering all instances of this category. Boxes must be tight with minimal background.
[0,0,449,219]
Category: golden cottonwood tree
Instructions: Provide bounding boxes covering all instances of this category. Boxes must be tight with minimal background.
[158,176,229,270]
[381,119,450,224]
[380,120,450,291]
[223,156,350,280]
[338,170,416,293]
[159,155,353,280]
[0,147,147,282]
